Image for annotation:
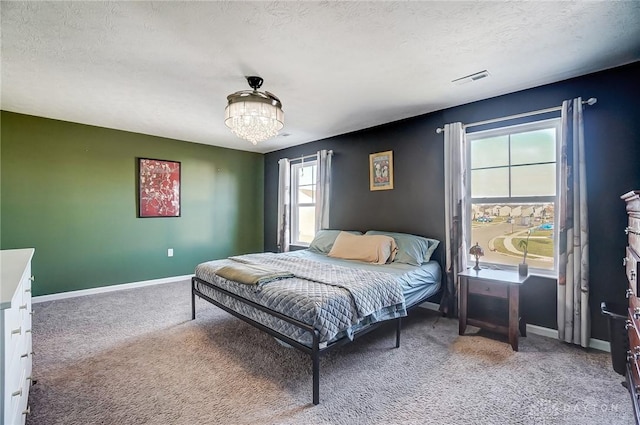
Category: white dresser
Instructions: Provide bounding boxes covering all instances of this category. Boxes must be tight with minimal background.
[1,248,34,425]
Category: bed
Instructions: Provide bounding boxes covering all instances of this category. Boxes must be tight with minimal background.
[191,230,442,405]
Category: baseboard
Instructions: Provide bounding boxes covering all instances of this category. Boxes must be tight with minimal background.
[34,279,612,352]
[525,324,611,352]
[32,274,194,303]
[418,303,611,352]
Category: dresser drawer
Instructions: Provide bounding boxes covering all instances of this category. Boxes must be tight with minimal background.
[23,338,33,387]
[17,364,29,425]
[4,348,23,412]
[629,216,640,255]
[629,312,640,391]
[467,279,509,298]
[630,353,640,394]
[5,347,22,390]
[18,278,31,311]
[3,304,22,361]
[1,248,34,425]
[21,269,33,302]
[3,367,26,425]
[3,332,30,425]
[626,247,640,296]
[630,293,640,317]
[21,303,32,342]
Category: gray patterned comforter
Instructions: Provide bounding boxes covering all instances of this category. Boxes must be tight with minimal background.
[194,252,406,348]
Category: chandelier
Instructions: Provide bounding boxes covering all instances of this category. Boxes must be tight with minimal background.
[224,76,284,145]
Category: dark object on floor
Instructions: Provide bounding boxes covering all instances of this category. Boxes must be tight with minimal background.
[601,301,629,376]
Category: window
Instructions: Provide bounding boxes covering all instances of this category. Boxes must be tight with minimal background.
[467,119,560,272]
[290,160,317,245]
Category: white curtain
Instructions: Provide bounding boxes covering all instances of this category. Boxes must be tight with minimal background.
[557,97,590,347]
[315,149,332,232]
[277,158,290,253]
[443,122,468,316]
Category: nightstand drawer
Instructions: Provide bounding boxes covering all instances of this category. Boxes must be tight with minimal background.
[468,280,509,298]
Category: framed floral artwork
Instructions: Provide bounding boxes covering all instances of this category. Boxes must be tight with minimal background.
[369,150,394,191]
[138,158,181,217]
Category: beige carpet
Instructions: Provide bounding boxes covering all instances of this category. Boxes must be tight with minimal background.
[27,280,633,425]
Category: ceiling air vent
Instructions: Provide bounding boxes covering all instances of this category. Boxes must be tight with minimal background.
[452,70,490,85]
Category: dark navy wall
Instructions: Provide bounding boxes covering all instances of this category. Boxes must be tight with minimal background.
[264,61,640,341]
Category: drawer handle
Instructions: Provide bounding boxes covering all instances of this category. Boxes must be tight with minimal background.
[627,320,635,330]
[634,308,640,320]
[29,276,35,282]
[11,388,22,397]
[25,329,32,334]
[22,406,30,416]
[11,327,21,335]
[625,257,629,266]
[626,227,640,236]
[24,288,31,293]
[19,303,28,310]
[632,270,637,281]
[628,289,635,299]
[629,350,640,361]
[20,352,28,358]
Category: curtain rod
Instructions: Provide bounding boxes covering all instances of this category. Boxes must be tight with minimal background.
[288,150,333,162]
[435,97,597,134]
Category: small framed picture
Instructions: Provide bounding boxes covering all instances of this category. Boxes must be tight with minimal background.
[369,150,394,191]
[138,158,181,217]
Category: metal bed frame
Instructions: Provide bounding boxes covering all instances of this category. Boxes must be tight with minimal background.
[191,275,438,405]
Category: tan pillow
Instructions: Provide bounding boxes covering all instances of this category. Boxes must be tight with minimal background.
[327,231,398,264]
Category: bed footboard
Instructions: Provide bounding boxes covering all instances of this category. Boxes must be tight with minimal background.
[191,276,408,405]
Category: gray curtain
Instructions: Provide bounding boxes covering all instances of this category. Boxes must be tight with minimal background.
[557,97,590,347]
[315,149,332,232]
[277,158,290,253]
[442,122,468,316]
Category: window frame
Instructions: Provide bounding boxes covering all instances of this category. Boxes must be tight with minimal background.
[466,118,561,275]
[290,159,318,247]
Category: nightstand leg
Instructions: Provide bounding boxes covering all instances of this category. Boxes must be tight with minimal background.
[508,285,519,351]
[459,276,468,335]
[519,306,527,337]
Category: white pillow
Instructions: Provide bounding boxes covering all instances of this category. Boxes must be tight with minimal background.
[327,231,397,264]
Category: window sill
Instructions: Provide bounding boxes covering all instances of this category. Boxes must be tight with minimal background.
[528,268,558,279]
[289,244,310,251]
[476,263,557,280]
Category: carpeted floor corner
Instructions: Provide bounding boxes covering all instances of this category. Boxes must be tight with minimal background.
[26,280,633,425]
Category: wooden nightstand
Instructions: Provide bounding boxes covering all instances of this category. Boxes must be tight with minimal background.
[458,268,529,351]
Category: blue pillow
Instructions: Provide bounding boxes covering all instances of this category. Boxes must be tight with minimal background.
[308,230,363,254]
[365,231,440,266]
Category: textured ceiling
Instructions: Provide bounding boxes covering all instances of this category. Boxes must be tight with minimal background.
[2,1,639,153]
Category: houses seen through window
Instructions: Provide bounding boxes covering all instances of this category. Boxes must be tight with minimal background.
[468,119,560,271]
[291,160,317,245]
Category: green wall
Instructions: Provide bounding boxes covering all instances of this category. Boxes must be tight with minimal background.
[1,111,264,296]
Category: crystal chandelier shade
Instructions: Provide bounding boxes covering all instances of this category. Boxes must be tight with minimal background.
[224,76,284,145]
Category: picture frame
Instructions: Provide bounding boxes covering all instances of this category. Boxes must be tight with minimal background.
[138,158,181,217]
[369,150,394,191]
